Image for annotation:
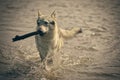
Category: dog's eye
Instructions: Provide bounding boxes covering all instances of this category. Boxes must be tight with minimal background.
[44,21,48,25]
[37,20,41,25]
[50,21,55,25]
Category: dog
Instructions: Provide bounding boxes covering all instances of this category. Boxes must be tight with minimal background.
[35,10,82,71]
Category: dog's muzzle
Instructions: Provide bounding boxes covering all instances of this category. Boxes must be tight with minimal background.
[37,30,46,36]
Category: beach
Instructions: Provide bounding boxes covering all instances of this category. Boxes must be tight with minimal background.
[0,0,120,80]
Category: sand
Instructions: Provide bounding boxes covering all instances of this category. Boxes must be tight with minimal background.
[0,0,120,80]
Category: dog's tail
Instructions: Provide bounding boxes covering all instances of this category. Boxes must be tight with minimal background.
[59,27,82,39]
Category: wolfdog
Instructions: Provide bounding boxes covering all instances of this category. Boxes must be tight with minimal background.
[35,10,82,71]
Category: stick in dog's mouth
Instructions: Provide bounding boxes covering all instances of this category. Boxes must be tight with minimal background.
[12,30,46,42]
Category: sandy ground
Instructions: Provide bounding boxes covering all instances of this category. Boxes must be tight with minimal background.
[0,0,120,80]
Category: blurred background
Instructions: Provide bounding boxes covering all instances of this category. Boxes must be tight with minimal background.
[0,0,120,80]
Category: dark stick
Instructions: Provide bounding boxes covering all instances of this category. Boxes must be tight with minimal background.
[12,30,39,42]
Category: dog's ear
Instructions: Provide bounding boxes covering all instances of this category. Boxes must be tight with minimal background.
[38,10,42,17]
[51,10,56,19]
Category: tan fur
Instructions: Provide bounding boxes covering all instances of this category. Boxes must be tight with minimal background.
[35,11,82,71]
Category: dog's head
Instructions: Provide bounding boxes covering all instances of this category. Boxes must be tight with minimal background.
[37,10,56,36]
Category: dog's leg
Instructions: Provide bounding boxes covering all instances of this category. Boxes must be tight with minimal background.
[60,27,82,39]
